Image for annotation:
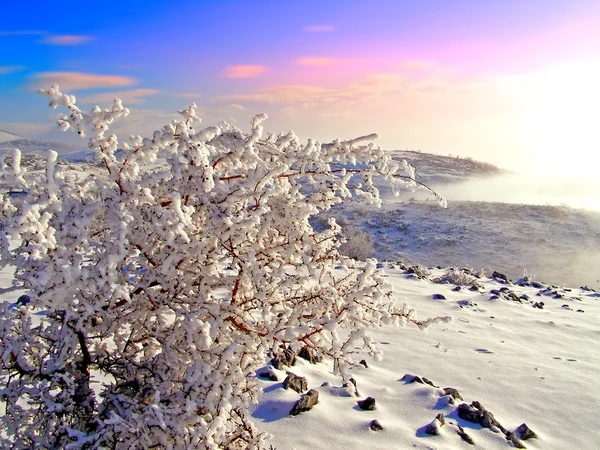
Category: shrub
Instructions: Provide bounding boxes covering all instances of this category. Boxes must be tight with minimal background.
[0,85,448,449]
[339,226,374,261]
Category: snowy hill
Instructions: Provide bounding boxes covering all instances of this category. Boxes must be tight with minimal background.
[0,138,89,161]
[0,130,22,144]
[388,149,503,184]
[252,266,600,449]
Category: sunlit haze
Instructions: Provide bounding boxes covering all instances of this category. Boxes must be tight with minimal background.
[1,0,599,179]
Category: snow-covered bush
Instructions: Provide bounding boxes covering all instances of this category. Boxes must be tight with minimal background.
[0,85,447,449]
[432,268,477,286]
[339,226,374,261]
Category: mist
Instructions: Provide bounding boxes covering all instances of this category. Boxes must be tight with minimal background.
[433,172,600,211]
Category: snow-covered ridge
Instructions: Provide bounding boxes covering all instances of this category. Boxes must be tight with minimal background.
[0,130,22,144]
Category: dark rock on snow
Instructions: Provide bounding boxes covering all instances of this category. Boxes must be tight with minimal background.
[357,397,377,411]
[283,372,308,394]
[401,374,439,388]
[256,366,278,382]
[425,413,445,435]
[297,346,323,364]
[457,425,475,445]
[432,293,446,300]
[369,419,383,431]
[516,423,539,440]
[359,359,369,368]
[443,387,463,401]
[16,294,31,306]
[289,389,319,416]
[491,271,509,282]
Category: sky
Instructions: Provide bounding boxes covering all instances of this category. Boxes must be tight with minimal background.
[1,0,600,176]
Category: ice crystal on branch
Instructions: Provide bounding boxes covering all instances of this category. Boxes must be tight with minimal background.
[0,85,446,449]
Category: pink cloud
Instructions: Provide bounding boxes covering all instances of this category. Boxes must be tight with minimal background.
[43,35,93,45]
[78,89,161,105]
[223,65,268,79]
[304,25,335,32]
[295,57,346,67]
[32,72,136,91]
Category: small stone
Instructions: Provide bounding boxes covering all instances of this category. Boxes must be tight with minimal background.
[256,366,278,382]
[452,286,462,292]
[516,423,539,440]
[425,414,446,435]
[432,293,446,300]
[289,389,319,416]
[457,425,475,445]
[357,397,376,411]
[492,271,508,282]
[283,372,308,394]
[16,295,31,307]
[506,431,527,448]
[369,419,383,431]
[443,387,463,401]
[298,346,323,364]
[359,359,369,368]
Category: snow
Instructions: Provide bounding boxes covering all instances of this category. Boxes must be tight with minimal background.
[0,130,22,144]
[251,267,600,449]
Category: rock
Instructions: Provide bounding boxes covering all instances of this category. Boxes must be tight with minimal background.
[256,366,278,381]
[520,294,530,300]
[289,389,319,416]
[531,281,545,289]
[357,397,377,411]
[492,271,509,282]
[443,387,463,401]
[506,431,527,448]
[458,402,498,429]
[283,372,308,393]
[359,359,369,368]
[452,286,462,292]
[369,419,383,431]
[533,301,544,309]
[457,425,475,445]
[470,282,484,291]
[425,414,446,435]
[401,374,439,388]
[432,293,446,300]
[457,300,476,308]
[16,295,31,307]
[271,345,297,369]
[516,423,539,440]
[297,346,323,364]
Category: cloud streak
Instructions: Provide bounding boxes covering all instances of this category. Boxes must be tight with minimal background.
[222,65,268,79]
[42,35,93,45]
[78,89,161,105]
[32,72,136,91]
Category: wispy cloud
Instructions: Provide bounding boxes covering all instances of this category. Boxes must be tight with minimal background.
[223,65,268,79]
[175,92,202,99]
[295,57,346,67]
[42,35,93,45]
[304,25,335,32]
[78,89,161,105]
[0,66,24,75]
[32,72,136,91]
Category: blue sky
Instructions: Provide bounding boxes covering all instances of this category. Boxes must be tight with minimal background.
[1,0,599,174]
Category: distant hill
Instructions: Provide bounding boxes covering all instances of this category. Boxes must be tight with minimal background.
[0,130,23,144]
[387,149,503,184]
[0,137,91,162]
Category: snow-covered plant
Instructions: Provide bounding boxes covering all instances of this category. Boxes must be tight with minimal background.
[339,226,374,261]
[432,268,477,286]
[0,85,448,449]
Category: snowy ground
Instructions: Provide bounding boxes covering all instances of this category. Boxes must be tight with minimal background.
[252,266,600,449]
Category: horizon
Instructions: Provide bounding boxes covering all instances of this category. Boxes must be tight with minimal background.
[1,1,600,177]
